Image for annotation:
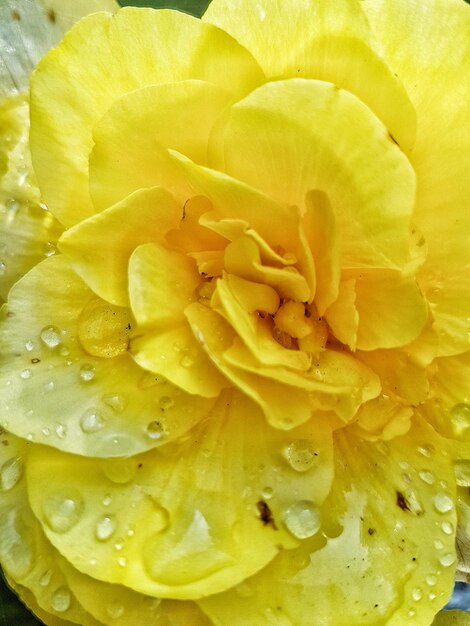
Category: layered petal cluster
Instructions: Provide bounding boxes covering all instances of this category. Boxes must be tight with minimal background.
[1,1,470,625]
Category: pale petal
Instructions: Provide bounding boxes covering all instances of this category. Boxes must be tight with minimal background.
[199,418,457,626]
[203,0,416,150]
[215,79,415,271]
[362,0,470,356]
[26,391,334,600]
[30,8,263,226]
[0,256,213,456]
[59,187,181,307]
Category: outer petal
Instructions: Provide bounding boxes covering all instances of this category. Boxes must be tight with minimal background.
[90,80,232,211]
[30,8,263,226]
[199,418,457,626]
[0,256,213,456]
[362,0,470,356]
[203,0,416,150]
[215,79,416,271]
[432,613,470,626]
[26,391,334,600]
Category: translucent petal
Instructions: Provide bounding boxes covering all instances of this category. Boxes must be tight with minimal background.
[29,8,263,226]
[59,187,181,307]
[26,391,334,599]
[0,256,213,456]
[199,418,457,626]
[362,0,470,356]
[0,93,62,301]
[432,613,470,626]
[203,0,416,151]
[215,79,415,271]
[90,80,232,212]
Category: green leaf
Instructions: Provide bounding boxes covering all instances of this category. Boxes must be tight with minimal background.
[433,610,470,625]
[117,0,212,18]
[0,573,42,626]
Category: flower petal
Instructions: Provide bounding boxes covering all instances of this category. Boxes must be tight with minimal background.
[26,391,334,600]
[199,418,457,626]
[0,256,213,456]
[362,0,470,356]
[89,80,232,212]
[215,79,416,271]
[203,0,416,150]
[59,187,181,307]
[30,8,263,226]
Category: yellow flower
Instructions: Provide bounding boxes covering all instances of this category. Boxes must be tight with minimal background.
[1,1,470,625]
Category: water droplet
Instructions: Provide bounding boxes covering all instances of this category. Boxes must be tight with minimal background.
[103,459,136,484]
[0,261,6,275]
[158,396,174,411]
[114,540,124,551]
[80,409,105,433]
[283,439,319,472]
[262,487,274,500]
[59,346,70,357]
[434,540,444,550]
[42,427,51,437]
[44,381,55,391]
[426,574,437,587]
[441,521,454,536]
[148,498,170,532]
[433,493,454,514]
[55,423,67,439]
[40,326,62,348]
[95,515,117,541]
[103,494,112,507]
[51,587,71,613]
[106,602,125,619]
[418,470,435,485]
[439,552,456,568]
[20,369,32,380]
[417,445,434,458]
[455,460,470,487]
[39,570,52,587]
[0,456,23,491]
[103,394,124,414]
[79,363,95,382]
[412,588,422,602]
[118,557,127,567]
[43,491,84,533]
[43,242,57,257]
[283,500,321,539]
[450,403,470,438]
[180,355,194,368]
[429,592,436,601]
[24,340,34,352]
[146,420,164,440]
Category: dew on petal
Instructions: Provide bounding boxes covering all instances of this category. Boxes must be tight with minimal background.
[103,459,137,484]
[0,456,23,491]
[433,493,454,514]
[55,423,67,439]
[80,409,105,433]
[42,491,84,533]
[418,470,435,485]
[439,552,456,568]
[20,369,32,379]
[412,588,422,602]
[441,521,454,536]
[146,420,165,440]
[95,515,117,541]
[79,363,96,382]
[283,439,319,472]
[51,586,71,613]
[102,393,125,414]
[450,403,470,438]
[0,509,34,578]
[283,501,321,539]
[425,574,437,587]
[158,396,174,411]
[24,340,34,352]
[106,602,125,619]
[455,460,470,487]
[40,325,62,348]
[39,569,52,587]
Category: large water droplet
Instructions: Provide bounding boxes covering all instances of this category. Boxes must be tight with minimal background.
[441,521,454,536]
[43,491,84,533]
[283,501,321,539]
[95,515,117,541]
[80,409,105,433]
[450,403,470,438]
[283,440,319,472]
[426,574,437,587]
[51,587,71,612]
[418,470,435,485]
[103,459,136,484]
[439,552,456,568]
[78,299,132,358]
[146,420,164,440]
[103,393,125,414]
[40,326,62,348]
[433,493,454,514]
[0,456,23,491]
[79,363,96,382]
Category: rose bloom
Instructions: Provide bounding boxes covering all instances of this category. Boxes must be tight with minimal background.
[1,0,470,624]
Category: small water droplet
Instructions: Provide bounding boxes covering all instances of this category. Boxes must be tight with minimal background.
[0,457,24,491]
[40,326,62,348]
[44,381,55,391]
[59,346,70,357]
[80,409,105,433]
[51,587,71,613]
[418,470,435,485]
[426,574,437,587]
[79,363,96,382]
[102,494,112,507]
[103,459,136,484]
[434,540,444,550]
[429,592,436,601]
[95,515,117,541]
[439,552,456,568]
[158,396,174,411]
[441,521,454,536]
[412,588,422,602]
[106,602,125,619]
[24,340,34,352]
[118,557,127,567]
[39,570,52,587]
[43,491,84,533]
[0,261,6,275]
[408,609,416,617]
[283,500,321,539]
[455,460,470,487]
[42,427,51,437]
[262,487,274,500]
[55,423,67,439]
[433,493,454,514]
[43,242,57,257]
[180,355,194,368]
[283,439,319,472]
[417,445,434,458]
[103,393,124,414]
[20,369,32,380]
[146,420,164,440]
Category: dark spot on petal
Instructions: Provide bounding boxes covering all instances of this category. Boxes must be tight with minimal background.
[368,527,376,535]
[11,9,21,20]
[31,358,40,364]
[388,133,399,146]
[396,490,411,512]
[257,500,277,530]
[48,8,56,23]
